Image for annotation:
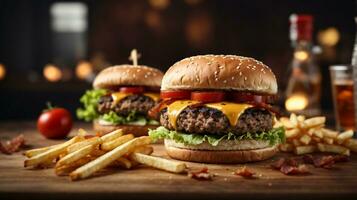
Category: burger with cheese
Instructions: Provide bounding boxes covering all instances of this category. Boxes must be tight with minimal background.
[149,55,284,163]
[77,65,164,136]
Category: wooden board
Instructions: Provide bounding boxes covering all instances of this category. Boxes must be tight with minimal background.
[0,121,357,200]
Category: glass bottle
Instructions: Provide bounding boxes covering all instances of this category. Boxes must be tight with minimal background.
[284,14,321,116]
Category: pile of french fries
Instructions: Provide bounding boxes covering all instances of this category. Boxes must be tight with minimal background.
[275,113,357,156]
[24,129,187,181]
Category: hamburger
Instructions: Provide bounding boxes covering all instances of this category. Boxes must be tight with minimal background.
[149,55,285,163]
[77,65,164,136]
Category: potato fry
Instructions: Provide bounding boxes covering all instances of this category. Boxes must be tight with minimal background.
[343,139,357,153]
[57,145,95,167]
[321,128,338,139]
[70,136,151,181]
[290,113,298,127]
[317,143,350,155]
[323,137,334,145]
[100,129,123,143]
[337,130,354,144]
[279,143,294,152]
[132,146,154,155]
[55,157,93,176]
[24,136,82,168]
[299,134,311,145]
[311,136,321,143]
[285,129,300,139]
[130,153,187,173]
[300,117,326,129]
[101,134,134,151]
[67,137,102,153]
[294,145,317,155]
[312,128,323,138]
[24,143,62,158]
[111,157,132,169]
[280,117,294,129]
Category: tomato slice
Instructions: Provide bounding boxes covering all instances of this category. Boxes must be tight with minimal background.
[232,92,276,104]
[191,91,225,103]
[120,86,144,94]
[160,90,191,100]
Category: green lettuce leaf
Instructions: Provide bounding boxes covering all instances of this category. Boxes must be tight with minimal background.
[76,89,107,121]
[149,126,285,146]
[100,111,159,126]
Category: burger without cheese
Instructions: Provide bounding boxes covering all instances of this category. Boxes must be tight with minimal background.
[149,55,284,163]
[77,65,164,136]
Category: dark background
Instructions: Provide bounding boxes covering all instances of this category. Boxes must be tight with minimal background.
[0,0,355,120]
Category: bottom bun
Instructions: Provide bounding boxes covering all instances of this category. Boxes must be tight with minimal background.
[93,120,159,137]
[164,139,278,164]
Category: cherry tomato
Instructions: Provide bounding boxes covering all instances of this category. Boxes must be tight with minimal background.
[160,90,191,100]
[37,108,73,139]
[120,86,144,94]
[191,91,225,103]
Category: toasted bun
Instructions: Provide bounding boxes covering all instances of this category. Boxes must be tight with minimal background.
[162,55,277,94]
[164,139,278,163]
[93,120,159,137]
[93,65,164,89]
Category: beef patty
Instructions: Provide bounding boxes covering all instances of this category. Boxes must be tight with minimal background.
[98,94,156,116]
[160,106,273,135]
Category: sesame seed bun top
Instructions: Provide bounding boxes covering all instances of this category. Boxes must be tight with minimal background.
[161,55,278,94]
[93,65,164,89]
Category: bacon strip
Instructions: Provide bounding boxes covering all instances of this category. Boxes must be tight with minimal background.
[188,167,213,180]
[235,166,255,178]
[0,134,25,155]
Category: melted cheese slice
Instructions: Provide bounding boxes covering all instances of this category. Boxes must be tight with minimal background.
[167,100,200,129]
[166,100,252,129]
[205,102,252,126]
[111,92,160,106]
[111,92,131,106]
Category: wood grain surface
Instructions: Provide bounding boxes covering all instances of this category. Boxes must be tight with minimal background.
[0,121,356,200]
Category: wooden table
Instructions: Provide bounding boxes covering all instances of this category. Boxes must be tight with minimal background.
[0,121,356,200]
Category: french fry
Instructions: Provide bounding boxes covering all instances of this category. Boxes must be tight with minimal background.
[132,146,154,155]
[294,145,317,155]
[100,129,123,143]
[311,136,321,143]
[69,136,151,181]
[290,113,298,127]
[57,145,95,167]
[337,130,354,144]
[317,143,350,155]
[67,137,102,153]
[323,137,334,145]
[299,134,311,145]
[280,117,294,129]
[24,143,62,158]
[312,128,323,138]
[279,143,294,152]
[24,136,82,168]
[343,139,357,153]
[129,153,187,173]
[111,157,132,169]
[300,117,325,129]
[101,134,134,151]
[321,128,338,139]
[55,157,93,176]
[285,129,300,139]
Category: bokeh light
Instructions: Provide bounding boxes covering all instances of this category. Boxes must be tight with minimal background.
[76,61,93,80]
[185,12,213,48]
[294,50,309,61]
[318,27,340,47]
[285,94,308,111]
[43,64,62,82]
[0,64,6,80]
[148,0,170,10]
[185,0,203,6]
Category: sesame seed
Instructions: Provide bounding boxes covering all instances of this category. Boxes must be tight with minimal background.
[239,72,242,76]
[231,77,235,80]
[244,77,247,81]
[223,80,227,83]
